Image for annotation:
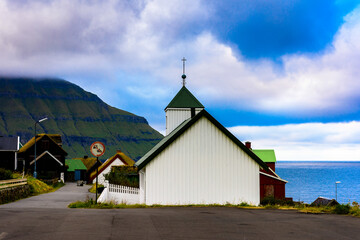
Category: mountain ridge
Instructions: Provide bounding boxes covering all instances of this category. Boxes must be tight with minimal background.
[0,77,163,161]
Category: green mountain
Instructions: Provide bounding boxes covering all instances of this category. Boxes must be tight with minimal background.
[0,77,163,161]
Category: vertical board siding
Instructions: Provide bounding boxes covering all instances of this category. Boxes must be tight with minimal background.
[165,108,202,135]
[145,117,260,205]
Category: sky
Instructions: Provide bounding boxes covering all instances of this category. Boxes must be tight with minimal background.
[1,0,360,160]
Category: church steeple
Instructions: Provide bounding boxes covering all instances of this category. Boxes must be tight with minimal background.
[165,58,204,135]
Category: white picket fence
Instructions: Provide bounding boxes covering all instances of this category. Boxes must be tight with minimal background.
[98,181,140,204]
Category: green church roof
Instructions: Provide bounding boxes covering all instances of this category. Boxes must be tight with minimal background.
[252,149,276,163]
[166,86,204,109]
[65,159,87,172]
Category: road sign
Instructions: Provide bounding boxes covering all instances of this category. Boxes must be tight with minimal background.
[90,141,105,157]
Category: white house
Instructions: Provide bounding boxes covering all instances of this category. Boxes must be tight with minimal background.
[135,86,268,205]
[90,150,135,185]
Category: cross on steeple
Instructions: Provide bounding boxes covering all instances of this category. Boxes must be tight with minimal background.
[181,57,186,86]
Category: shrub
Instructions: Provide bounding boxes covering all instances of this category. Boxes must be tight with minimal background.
[0,168,13,180]
[260,196,295,206]
[238,202,250,207]
[105,166,139,187]
[350,202,360,216]
[333,204,351,214]
[260,196,276,206]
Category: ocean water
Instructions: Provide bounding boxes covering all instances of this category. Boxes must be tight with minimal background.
[276,161,360,204]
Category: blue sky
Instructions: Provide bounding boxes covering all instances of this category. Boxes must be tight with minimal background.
[1,0,360,160]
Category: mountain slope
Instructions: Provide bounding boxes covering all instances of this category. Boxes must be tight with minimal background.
[0,77,163,161]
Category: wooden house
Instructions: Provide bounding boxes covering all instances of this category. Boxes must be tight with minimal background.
[247,142,287,200]
[18,134,67,181]
[0,136,20,171]
[135,86,269,205]
[65,159,87,182]
[89,150,135,184]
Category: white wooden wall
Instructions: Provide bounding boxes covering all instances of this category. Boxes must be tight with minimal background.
[165,108,202,135]
[92,158,125,185]
[144,117,260,205]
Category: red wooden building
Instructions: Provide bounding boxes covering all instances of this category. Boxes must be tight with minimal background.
[245,142,287,200]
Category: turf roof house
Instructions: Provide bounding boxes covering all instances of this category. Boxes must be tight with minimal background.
[18,134,67,181]
[89,150,135,185]
[65,159,87,182]
[135,86,269,205]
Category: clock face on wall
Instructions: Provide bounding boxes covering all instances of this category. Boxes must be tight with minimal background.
[90,141,105,157]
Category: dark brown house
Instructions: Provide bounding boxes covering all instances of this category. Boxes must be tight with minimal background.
[0,136,20,170]
[18,134,67,181]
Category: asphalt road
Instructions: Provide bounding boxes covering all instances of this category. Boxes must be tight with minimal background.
[0,182,95,209]
[0,184,359,240]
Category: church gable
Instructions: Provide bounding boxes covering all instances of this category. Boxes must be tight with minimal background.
[143,115,262,205]
[136,110,268,171]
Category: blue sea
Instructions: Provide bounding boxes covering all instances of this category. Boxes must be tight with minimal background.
[276,161,360,204]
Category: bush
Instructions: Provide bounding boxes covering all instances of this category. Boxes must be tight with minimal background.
[333,204,351,214]
[261,196,276,206]
[350,202,360,216]
[0,168,13,180]
[105,166,139,187]
[260,196,295,206]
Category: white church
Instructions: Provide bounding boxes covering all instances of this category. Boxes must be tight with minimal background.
[135,78,269,205]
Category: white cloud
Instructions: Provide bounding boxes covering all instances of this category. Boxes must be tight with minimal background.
[184,6,360,116]
[0,0,360,118]
[228,121,360,160]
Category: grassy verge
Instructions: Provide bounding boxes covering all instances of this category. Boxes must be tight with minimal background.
[296,202,360,216]
[262,202,360,217]
[68,198,360,217]
[88,184,104,194]
[12,172,64,195]
[68,200,255,209]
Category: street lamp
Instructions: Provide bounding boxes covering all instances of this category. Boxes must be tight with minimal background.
[34,117,48,178]
[335,181,341,201]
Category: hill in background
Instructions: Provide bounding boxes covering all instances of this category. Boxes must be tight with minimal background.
[0,77,163,161]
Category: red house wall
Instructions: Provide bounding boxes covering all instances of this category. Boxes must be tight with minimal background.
[260,174,286,200]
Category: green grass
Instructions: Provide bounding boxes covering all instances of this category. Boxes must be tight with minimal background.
[12,172,64,195]
[88,184,104,194]
[67,198,360,217]
[68,199,255,209]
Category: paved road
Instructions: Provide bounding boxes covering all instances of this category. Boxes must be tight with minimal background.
[0,185,359,240]
[0,206,359,240]
[0,182,95,209]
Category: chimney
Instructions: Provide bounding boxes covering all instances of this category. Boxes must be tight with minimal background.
[117,149,122,153]
[191,108,195,118]
[245,141,252,149]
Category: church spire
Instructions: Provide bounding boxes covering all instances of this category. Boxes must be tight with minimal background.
[181,57,186,86]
